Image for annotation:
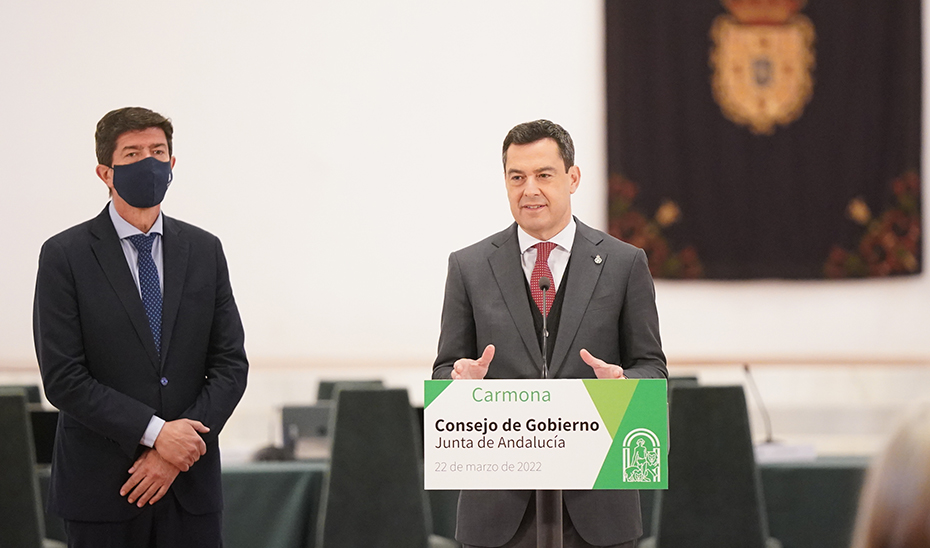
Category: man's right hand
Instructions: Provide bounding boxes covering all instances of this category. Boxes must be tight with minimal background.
[452,344,495,380]
[153,418,210,471]
[120,448,181,507]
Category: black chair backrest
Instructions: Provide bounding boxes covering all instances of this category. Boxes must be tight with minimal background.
[0,384,42,403]
[654,385,771,548]
[316,379,383,401]
[0,392,45,548]
[317,388,429,548]
[667,376,699,389]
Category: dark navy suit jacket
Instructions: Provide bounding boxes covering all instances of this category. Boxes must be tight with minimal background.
[33,205,248,522]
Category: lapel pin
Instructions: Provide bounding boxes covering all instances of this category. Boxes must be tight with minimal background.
[594,255,603,265]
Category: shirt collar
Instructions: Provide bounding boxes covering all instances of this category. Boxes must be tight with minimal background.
[517,216,576,254]
[108,200,163,239]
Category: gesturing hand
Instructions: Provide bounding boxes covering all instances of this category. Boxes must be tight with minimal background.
[452,344,495,380]
[120,448,181,507]
[580,349,626,379]
[153,418,210,471]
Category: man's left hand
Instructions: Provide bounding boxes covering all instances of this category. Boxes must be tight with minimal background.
[580,349,626,379]
[120,448,181,507]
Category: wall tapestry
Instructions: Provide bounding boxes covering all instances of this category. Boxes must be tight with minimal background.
[605,0,922,279]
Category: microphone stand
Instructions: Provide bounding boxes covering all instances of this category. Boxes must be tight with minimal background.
[743,364,774,444]
[745,363,817,462]
[536,277,562,548]
[541,277,549,379]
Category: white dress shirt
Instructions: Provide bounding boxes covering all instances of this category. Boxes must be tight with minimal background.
[517,217,576,292]
[108,201,165,448]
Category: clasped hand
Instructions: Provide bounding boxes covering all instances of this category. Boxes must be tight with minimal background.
[119,418,210,507]
[153,418,210,471]
[120,448,180,507]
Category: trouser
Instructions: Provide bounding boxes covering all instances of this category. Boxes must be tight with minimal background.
[464,493,638,548]
[63,491,222,548]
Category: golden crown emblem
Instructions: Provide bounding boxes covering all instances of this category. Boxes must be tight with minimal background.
[722,0,805,24]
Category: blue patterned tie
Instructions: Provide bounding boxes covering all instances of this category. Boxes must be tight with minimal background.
[126,234,163,356]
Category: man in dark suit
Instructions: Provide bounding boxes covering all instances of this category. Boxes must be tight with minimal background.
[33,107,249,547]
[432,120,667,548]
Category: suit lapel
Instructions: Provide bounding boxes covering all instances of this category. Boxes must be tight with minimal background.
[89,208,161,372]
[159,216,189,369]
[549,220,605,376]
[488,225,544,369]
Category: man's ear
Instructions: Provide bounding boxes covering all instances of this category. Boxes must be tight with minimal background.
[95,164,113,188]
[568,165,581,194]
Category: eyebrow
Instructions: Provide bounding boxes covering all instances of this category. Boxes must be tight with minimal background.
[119,143,168,152]
[511,166,556,173]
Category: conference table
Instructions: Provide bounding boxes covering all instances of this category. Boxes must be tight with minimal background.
[41,457,867,548]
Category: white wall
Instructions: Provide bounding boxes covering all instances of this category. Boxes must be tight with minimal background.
[2,0,926,369]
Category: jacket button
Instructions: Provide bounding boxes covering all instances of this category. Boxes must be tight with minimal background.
[160,377,168,386]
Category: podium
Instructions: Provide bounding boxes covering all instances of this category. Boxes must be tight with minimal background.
[424,379,668,547]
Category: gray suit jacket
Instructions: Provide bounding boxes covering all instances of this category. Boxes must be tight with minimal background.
[432,218,667,547]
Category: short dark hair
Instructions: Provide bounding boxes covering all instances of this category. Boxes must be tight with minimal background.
[502,119,574,172]
[95,107,173,166]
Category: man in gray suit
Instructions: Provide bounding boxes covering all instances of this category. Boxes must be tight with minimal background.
[432,120,667,548]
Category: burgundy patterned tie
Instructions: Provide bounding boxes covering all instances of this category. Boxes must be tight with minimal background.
[530,242,557,316]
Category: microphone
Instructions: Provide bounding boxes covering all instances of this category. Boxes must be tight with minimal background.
[745,363,817,463]
[539,277,551,292]
[743,363,774,444]
[539,277,551,379]
[536,276,562,546]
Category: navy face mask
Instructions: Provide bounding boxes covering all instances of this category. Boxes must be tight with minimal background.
[112,157,173,209]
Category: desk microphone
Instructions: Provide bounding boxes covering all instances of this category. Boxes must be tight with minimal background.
[744,364,817,463]
[744,363,774,444]
[539,277,551,379]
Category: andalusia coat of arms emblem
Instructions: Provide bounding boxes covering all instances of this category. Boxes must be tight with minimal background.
[622,428,662,483]
[710,0,816,134]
